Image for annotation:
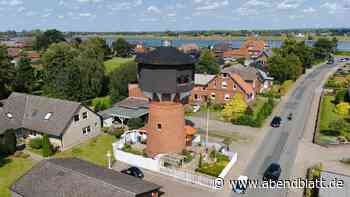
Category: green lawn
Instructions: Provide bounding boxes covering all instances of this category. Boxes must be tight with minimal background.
[251,96,267,118]
[319,96,340,131]
[55,134,116,167]
[104,57,134,74]
[318,95,341,144]
[0,157,36,197]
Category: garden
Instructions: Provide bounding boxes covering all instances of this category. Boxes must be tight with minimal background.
[316,67,350,144]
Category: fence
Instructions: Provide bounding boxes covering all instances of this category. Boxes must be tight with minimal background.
[159,166,217,189]
[218,152,238,178]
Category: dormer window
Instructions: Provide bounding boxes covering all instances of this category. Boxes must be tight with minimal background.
[83,112,88,119]
[6,113,13,119]
[44,113,52,120]
[222,81,227,89]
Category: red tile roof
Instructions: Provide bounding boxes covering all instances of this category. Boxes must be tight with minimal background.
[230,73,253,94]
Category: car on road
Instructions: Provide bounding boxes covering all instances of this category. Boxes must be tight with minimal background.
[270,116,282,128]
[232,175,249,194]
[287,113,293,121]
[263,163,281,181]
[339,58,348,62]
[121,166,144,179]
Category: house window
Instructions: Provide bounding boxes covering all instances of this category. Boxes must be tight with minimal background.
[194,94,198,100]
[82,126,91,134]
[6,113,13,119]
[211,93,216,100]
[157,124,162,131]
[224,94,230,101]
[223,73,228,78]
[44,113,52,120]
[74,115,79,122]
[233,84,237,90]
[30,131,37,136]
[177,75,190,85]
[83,112,88,119]
[222,81,227,89]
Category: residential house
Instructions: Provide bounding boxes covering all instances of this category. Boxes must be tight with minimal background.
[211,42,232,59]
[11,158,161,197]
[222,64,273,93]
[189,73,255,104]
[0,92,102,151]
[134,42,146,54]
[178,43,201,59]
[223,37,271,68]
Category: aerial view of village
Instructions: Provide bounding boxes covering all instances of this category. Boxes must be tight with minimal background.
[0,0,349,197]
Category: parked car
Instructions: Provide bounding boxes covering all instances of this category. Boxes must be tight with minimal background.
[340,58,347,62]
[121,166,144,179]
[232,175,249,194]
[263,163,281,181]
[271,116,282,128]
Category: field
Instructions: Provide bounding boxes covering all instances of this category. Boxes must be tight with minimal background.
[55,134,116,167]
[0,157,36,197]
[317,95,340,144]
[104,57,134,74]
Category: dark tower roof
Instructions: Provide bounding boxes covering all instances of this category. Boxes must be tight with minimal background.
[135,47,196,66]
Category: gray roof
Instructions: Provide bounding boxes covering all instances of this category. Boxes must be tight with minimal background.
[319,171,350,197]
[0,92,83,136]
[99,97,149,119]
[135,47,196,66]
[11,158,161,197]
[257,69,274,81]
[194,74,216,86]
[222,64,258,81]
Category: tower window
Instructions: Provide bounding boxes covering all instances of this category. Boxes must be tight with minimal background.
[157,123,162,131]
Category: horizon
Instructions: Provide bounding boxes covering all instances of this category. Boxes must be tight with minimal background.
[0,0,349,32]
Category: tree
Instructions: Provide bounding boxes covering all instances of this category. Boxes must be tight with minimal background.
[335,89,348,104]
[34,29,66,50]
[313,38,334,60]
[82,37,111,59]
[195,49,219,74]
[42,134,53,157]
[13,56,35,93]
[0,129,17,156]
[0,45,15,99]
[109,61,137,102]
[222,93,248,121]
[267,53,303,83]
[112,38,132,57]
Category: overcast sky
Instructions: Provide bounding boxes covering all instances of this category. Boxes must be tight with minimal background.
[0,0,349,32]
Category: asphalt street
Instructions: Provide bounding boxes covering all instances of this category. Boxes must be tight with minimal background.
[231,62,337,197]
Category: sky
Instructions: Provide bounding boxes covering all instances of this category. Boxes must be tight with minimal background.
[0,0,349,32]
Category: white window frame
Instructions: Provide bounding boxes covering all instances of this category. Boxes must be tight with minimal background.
[82,112,88,119]
[222,81,227,89]
[224,94,230,101]
[44,113,52,120]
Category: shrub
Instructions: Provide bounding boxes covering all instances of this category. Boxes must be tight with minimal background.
[42,134,54,157]
[182,149,193,163]
[335,102,350,117]
[127,118,144,130]
[334,89,348,104]
[29,137,43,149]
[91,96,112,112]
[0,129,17,156]
[108,127,125,139]
[279,80,294,95]
[233,115,257,127]
[305,163,323,197]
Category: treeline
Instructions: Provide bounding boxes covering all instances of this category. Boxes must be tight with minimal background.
[267,37,337,84]
[0,29,136,103]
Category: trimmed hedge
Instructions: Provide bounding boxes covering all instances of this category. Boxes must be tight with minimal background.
[29,137,43,149]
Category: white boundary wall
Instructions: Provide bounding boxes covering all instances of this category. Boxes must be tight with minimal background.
[112,143,160,171]
[218,152,238,178]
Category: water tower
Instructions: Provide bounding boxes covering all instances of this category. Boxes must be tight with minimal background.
[135,46,196,157]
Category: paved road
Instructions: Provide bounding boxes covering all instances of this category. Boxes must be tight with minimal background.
[231,62,338,197]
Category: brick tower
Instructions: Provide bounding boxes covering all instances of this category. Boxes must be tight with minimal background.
[135,46,196,157]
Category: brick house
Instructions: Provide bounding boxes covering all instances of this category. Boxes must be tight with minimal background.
[223,37,272,68]
[189,73,255,105]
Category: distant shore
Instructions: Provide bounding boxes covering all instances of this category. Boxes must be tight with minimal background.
[79,34,350,41]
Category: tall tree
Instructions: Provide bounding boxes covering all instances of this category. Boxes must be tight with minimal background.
[13,56,35,93]
[195,49,219,74]
[268,53,302,83]
[0,45,15,99]
[112,38,132,57]
[313,38,334,60]
[34,29,65,50]
[83,37,111,59]
[109,61,137,102]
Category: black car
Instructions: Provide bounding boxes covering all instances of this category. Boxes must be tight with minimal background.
[263,163,281,181]
[121,167,144,179]
[327,59,334,64]
[271,116,282,128]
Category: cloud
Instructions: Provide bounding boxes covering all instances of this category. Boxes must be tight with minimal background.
[321,2,338,13]
[41,13,52,18]
[0,0,23,6]
[277,0,303,10]
[303,7,316,13]
[167,13,176,17]
[79,12,92,17]
[195,0,229,10]
[147,5,161,13]
[236,7,258,16]
[245,0,271,7]
[57,15,65,19]
[17,6,25,12]
[76,0,103,3]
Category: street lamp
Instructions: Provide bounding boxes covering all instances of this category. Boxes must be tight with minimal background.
[106,151,112,169]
